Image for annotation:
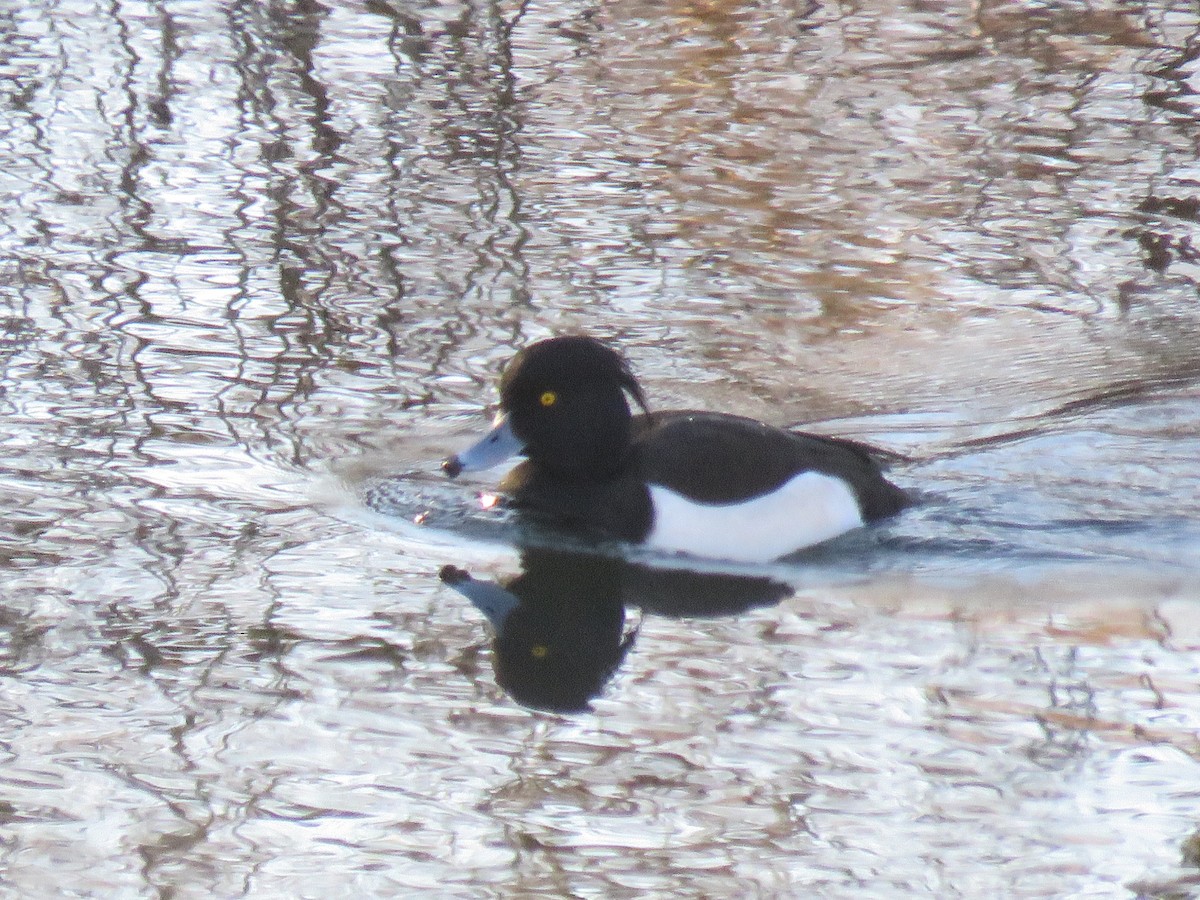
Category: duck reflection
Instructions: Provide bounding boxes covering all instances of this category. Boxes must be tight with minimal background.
[440,549,792,713]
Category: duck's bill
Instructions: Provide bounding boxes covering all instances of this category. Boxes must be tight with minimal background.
[442,412,524,478]
[439,566,519,627]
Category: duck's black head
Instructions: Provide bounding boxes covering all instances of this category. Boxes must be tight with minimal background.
[498,335,648,480]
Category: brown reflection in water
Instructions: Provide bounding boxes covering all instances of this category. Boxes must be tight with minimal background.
[501,0,1200,429]
[0,0,1199,896]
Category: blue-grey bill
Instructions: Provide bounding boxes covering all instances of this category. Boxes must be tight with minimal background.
[442,412,524,478]
[440,568,519,628]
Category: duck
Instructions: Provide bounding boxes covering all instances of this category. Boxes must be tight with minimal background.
[441,334,909,563]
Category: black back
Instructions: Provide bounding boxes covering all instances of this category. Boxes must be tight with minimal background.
[632,411,910,521]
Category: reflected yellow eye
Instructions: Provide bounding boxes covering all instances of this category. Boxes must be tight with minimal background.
[530,644,549,659]
[539,391,557,407]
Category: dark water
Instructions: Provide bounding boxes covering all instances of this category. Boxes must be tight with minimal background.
[3,0,1200,895]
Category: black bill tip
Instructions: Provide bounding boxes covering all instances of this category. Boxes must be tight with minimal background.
[439,565,471,585]
[441,455,463,478]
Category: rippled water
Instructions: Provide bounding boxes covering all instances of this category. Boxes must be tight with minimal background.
[3,0,1200,895]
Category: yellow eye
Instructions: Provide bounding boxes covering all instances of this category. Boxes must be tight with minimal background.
[539,391,557,407]
[530,644,549,659]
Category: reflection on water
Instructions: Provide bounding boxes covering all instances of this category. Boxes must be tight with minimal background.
[441,548,792,712]
[2,0,1200,895]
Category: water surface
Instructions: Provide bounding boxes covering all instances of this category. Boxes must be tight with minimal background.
[2,0,1200,895]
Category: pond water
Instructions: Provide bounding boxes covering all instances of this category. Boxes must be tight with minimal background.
[2,0,1200,895]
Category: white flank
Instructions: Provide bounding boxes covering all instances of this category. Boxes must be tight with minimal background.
[645,472,865,563]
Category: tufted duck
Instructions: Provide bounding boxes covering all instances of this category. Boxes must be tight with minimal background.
[442,335,909,562]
